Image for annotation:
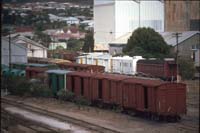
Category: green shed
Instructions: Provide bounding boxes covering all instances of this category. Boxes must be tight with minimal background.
[46,69,72,95]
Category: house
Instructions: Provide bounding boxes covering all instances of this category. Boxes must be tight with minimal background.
[1,37,27,66]
[65,17,79,25]
[12,35,48,58]
[49,42,67,50]
[48,14,79,25]
[109,32,132,55]
[160,31,200,67]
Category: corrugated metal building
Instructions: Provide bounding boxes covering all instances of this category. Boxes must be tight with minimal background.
[1,37,27,66]
[94,0,164,51]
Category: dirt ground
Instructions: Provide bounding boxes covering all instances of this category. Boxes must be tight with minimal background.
[2,80,199,133]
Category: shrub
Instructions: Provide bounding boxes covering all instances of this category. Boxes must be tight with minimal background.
[6,77,32,96]
[179,58,196,80]
[30,83,53,97]
[57,89,75,102]
[4,76,53,97]
[74,96,91,106]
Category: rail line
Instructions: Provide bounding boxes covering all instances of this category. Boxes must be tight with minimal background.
[1,110,60,133]
[1,97,122,133]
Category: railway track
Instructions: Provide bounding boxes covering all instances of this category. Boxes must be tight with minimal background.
[1,97,122,133]
[1,110,58,133]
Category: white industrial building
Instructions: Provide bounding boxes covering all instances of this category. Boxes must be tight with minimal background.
[1,37,27,66]
[94,0,164,51]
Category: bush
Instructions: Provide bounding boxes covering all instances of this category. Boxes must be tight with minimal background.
[4,76,53,97]
[74,96,91,106]
[30,83,53,97]
[57,89,75,102]
[6,77,32,96]
[179,58,196,80]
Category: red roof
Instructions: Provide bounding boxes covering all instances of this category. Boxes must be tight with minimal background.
[15,27,33,33]
[69,26,78,33]
[53,33,84,39]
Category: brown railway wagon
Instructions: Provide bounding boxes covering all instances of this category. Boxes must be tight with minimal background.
[155,83,186,116]
[123,78,164,112]
[63,71,186,120]
[66,72,95,100]
[137,60,177,80]
[91,73,130,105]
[122,78,186,116]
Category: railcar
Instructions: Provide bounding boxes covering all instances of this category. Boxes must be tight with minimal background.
[61,71,186,121]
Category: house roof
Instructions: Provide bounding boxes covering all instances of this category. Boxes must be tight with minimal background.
[109,32,132,45]
[12,35,48,49]
[15,27,33,33]
[160,31,200,46]
[1,37,27,50]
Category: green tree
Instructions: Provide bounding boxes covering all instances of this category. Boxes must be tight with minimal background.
[179,58,196,80]
[82,32,94,52]
[67,39,84,51]
[123,27,171,58]
[33,30,51,48]
[56,45,64,50]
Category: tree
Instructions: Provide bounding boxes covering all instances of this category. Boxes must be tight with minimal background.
[82,32,94,52]
[123,27,171,58]
[56,45,64,50]
[179,58,196,80]
[33,30,51,48]
[67,39,84,51]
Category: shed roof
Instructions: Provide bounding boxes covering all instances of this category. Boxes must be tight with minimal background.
[160,31,200,46]
[109,32,132,45]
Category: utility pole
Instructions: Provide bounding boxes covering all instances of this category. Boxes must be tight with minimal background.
[172,32,182,83]
[9,31,11,72]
